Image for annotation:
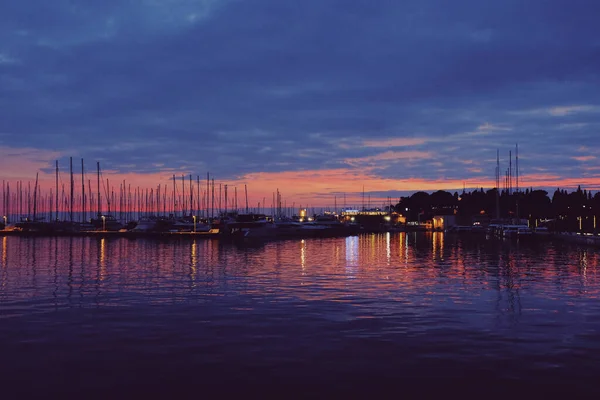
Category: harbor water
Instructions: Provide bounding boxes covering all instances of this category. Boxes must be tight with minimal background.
[1,233,600,397]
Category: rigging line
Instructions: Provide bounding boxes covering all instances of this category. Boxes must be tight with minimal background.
[99,169,111,201]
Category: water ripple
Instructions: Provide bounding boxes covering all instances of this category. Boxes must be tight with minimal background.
[1,233,600,395]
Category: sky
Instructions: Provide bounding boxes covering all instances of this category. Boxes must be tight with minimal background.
[1,0,600,208]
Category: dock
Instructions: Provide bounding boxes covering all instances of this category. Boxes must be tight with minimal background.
[0,230,220,240]
[554,232,600,247]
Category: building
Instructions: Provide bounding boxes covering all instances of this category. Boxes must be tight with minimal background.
[432,215,458,230]
[341,209,401,231]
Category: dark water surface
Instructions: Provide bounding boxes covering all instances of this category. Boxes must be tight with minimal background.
[2,233,600,397]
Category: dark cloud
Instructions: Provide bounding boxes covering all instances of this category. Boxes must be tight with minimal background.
[1,0,599,184]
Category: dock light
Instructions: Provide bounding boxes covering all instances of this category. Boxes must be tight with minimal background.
[384,216,391,222]
[193,215,197,233]
[101,215,106,231]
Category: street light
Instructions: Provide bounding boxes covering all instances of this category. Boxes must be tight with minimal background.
[101,215,106,231]
[2,215,6,227]
[193,215,197,233]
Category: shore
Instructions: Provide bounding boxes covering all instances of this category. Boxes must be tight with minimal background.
[0,230,220,239]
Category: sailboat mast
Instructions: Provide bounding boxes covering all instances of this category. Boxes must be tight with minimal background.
[6,183,9,223]
[495,149,500,219]
[224,184,228,214]
[55,160,59,221]
[157,184,160,218]
[509,151,512,195]
[88,180,92,221]
[27,182,31,220]
[33,173,39,221]
[516,143,519,193]
[211,178,215,219]
[19,181,22,220]
[190,174,193,217]
[362,185,365,211]
[97,161,101,217]
[245,184,248,213]
[81,159,86,222]
[107,178,111,214]
[196,176,200,217]
[69,157,74,222]
[182,174,186,217]
[206,172,210,218]
[516,143,520,220]
[172,174,176,217]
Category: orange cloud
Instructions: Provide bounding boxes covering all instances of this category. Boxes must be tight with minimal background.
[227,169,497,206]
[0,146,63,181]
[573,155,596,162]
[519,173,600,191]
[512,104,600,117]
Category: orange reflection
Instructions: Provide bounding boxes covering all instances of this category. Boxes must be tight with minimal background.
[300,239,306,272]
[190,240,197,286]
[99,238,106,281]
[1,236,7,267]
[386,232,391,265]
[0,234,598,315]
[0,236,6,292]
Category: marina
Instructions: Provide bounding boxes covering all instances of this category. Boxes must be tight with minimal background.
[2,1,599,396]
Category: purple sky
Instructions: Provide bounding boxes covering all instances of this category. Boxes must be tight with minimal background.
[1,0,600,203]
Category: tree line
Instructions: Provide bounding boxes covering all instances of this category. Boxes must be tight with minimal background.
[394,186,599,232]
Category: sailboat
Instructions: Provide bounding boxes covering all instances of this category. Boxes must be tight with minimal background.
[89,161,123,231]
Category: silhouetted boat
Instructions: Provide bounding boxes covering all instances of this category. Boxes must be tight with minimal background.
[90,215,123,231]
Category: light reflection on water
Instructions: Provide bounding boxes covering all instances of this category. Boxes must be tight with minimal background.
[0,232,598,308]
[1,233,600,395]
[0,233,599,313]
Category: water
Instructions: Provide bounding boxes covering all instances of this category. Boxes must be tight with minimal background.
[1,233,600,397]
